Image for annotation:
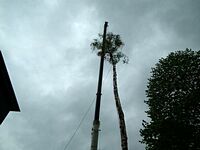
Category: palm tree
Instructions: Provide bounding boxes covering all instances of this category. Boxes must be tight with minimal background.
[91,32,129,150]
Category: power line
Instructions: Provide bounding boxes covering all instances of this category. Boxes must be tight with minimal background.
[61,66,112,150]
[62,96,95,150]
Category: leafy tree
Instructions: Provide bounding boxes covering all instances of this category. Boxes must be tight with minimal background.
[91,32,129,150]
[140,49,200,150]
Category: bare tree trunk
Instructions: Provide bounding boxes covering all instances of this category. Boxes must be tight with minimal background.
[112,63,128,150]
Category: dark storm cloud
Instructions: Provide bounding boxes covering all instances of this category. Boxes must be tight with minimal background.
[93,0,200,52]
[0,0,200,150]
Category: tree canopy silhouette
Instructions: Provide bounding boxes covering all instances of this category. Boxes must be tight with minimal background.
[140,49,200,150]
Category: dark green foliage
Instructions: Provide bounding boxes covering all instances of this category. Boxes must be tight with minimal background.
[140,49,200,150]
[90,32,129,64]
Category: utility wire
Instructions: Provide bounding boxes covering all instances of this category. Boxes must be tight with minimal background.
[62,66,112,150]
[62,96,95,150]
[104,66,112,81]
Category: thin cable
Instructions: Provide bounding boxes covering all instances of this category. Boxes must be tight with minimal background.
[62,66,112,150]
[103,66,112,81]
[63,96,95,150]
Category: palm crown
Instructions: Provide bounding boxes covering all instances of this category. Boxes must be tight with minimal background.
[91,32,129,65]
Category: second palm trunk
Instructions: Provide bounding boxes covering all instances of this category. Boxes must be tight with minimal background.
[112,64,128,150]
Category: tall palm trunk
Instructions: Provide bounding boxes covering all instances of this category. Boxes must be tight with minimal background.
[112,63,128,150]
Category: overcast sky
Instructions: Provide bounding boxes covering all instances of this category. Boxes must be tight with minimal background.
[0,0,200,150]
